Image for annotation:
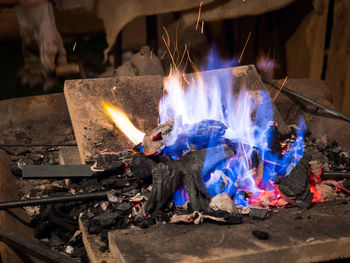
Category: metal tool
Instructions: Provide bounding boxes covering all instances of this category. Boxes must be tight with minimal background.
[262,77,350,123]
[22,164,93,179]
[0,192,108,210]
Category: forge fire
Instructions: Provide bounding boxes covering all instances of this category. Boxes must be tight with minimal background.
[103,58,307,213]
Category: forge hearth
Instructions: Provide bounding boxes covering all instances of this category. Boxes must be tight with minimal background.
[2,65,345,262]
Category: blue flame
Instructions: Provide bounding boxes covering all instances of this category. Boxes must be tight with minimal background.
[159,50,304,207]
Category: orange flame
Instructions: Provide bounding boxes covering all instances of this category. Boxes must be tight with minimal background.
[102,102,145,145]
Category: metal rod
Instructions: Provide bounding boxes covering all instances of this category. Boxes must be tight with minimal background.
[0,192,108,210]
[0,143,77,147]
[321,171,350,181]
[262,77,350,123]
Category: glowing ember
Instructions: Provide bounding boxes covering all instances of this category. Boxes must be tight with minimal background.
[102,102,145,145]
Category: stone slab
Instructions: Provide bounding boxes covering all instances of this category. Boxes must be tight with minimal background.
[109,200,350,263]
[64,75,164,163]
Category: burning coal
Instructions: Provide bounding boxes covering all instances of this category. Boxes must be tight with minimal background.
[103,52,306,210]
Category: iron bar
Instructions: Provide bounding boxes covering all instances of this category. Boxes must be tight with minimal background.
[0,192,108,210]
[262,77,350,123]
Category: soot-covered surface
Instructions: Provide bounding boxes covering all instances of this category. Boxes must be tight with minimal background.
[109,199,350,263]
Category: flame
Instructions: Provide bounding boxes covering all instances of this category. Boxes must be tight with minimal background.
[159,49,305,207]
[102,102,145,145]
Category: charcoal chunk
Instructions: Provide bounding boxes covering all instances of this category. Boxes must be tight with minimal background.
[130,153,157,179]
[249,208,268,220]
[91,153,124,173]
[252,230,269,240]
[93,211,122,227]
[133,214,156,228]
[278,154,313,209]
[88,220,102,234]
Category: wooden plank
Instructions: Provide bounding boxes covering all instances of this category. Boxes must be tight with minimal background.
[79,218,115,263]
[325,0,350,114]
[0,228,74,263]
[108,200,350,262]
[0,150,39,263]
[285,0,329,79]
[58,146,82,165]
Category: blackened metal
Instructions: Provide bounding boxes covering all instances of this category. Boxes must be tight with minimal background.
[262,77,350,123]
[22,164,94,178]
[321,171,350,180]
[0,192,108,210]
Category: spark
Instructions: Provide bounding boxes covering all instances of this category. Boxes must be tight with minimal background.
[186,49,199,72]
[201,21,204,34]
[72,42,77,52]
[238,31,252,64]
[178,44,188,68]
[273,76,288,102]
[196,1,203,30]
[162,36,177,70]
[174,21,180,57]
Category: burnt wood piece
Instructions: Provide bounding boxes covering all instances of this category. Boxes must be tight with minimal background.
[130,153,157,179]
[0,150,39,263]
[22,164,94,178]
[0,228,75,263]
[144,145,235,213]
[278,154,313,209]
